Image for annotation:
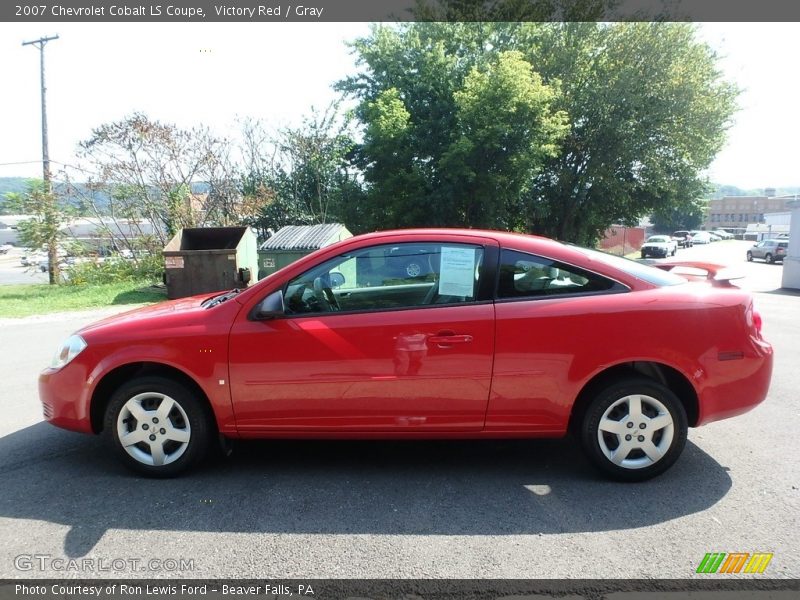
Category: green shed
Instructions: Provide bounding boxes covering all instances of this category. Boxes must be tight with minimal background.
[258,223,352,279]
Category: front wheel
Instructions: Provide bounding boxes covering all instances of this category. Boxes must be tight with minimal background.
[580,378,688,481]
[104,376,212,477]
[747,251,753,262]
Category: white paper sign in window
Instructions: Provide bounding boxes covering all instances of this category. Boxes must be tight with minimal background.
[439,246,476,297]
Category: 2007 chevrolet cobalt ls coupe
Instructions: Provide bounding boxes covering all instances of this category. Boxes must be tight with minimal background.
[39,229,773,480]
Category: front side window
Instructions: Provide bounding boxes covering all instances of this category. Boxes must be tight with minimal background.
[497,249,623,299]
[284,243,485,315]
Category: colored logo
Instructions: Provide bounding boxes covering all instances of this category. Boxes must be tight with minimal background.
[697,552,773,574]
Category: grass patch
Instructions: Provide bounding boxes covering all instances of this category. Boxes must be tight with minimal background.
[0,280,166,318]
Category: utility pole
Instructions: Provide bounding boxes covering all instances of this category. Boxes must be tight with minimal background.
[22,34,59,284]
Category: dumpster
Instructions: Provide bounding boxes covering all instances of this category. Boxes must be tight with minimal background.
[258,223,351,279]
[163,226,259,299]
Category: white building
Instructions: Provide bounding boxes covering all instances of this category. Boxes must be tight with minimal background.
[0,214,158,248]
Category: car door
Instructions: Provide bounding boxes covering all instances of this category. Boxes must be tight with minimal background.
[228,240,497,433]
[487,248,629,432]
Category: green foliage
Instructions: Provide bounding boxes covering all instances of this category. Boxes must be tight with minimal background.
[4,179,74,284]
[339,22,738,244]
[3,180,72,249]
[0,281,166,318]
[651,197,707,232]
[239,104,364,236]
[64,254,164,286]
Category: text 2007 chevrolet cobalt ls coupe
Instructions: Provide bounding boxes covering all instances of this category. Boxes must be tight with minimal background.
[39,229,773,481]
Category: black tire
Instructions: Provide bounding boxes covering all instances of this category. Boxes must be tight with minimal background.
[579,378,688,482]
[104,376,213,477]
[640,252,646,259]
[746,251,753,262]
[765,253,774,264]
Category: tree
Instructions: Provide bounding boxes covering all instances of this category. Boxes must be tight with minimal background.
[338,22,738,244]
[339,24,566,231]
[237,104,364,236]
[77,113,236,246]
[651,197,707,233]
[4,179,72,283]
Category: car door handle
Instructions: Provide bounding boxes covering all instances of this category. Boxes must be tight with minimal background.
[427,334,473,345]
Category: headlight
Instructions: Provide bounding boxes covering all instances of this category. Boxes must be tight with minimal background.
[50,335,87,369]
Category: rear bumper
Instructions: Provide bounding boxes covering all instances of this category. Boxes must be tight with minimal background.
[696,337,773,426]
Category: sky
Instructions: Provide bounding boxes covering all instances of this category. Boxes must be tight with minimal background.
[1,22,798,190]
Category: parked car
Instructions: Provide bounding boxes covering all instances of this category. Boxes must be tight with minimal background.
[39,229,773,481]
[385,244,435,279]
[672,231,693,248]
[640,235,678,258]
[747,239,788,264]
[0,243,12,254]
[20,250,46,267]
[691,231,712,245]
[712,229,734,240]
[38,255,75,272]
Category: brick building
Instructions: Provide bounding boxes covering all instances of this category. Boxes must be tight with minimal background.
[704,195,795,230]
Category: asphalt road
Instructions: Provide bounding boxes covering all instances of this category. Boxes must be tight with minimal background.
[0,240,797,580]
[0,247,48,285]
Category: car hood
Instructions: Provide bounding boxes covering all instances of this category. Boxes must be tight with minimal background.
[643,242,670,247]
[77,292,230,335]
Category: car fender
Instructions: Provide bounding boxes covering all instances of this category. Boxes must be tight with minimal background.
[85,342,237,435]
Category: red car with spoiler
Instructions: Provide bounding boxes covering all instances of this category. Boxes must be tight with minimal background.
[39,230,773,481]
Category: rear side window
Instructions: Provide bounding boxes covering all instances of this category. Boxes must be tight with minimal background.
[497,249,623,299]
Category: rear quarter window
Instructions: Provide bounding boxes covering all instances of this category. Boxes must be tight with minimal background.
[497,249,625,299]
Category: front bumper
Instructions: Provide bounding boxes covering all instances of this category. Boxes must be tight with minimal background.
[38,362,94,434]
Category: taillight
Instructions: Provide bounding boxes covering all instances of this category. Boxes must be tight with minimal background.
[753,309,763,335]
[746,301,763,336]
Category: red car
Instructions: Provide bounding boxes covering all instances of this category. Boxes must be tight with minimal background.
[39,229,773,481]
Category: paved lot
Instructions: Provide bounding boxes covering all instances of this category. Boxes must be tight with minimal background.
[0,247,48,285]
[0,240,797,579]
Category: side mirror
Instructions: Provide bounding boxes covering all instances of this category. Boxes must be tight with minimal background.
[253,290,285,320]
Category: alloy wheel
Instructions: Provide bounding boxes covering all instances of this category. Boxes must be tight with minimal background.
[596,393,675,470]
[116,392,192,467]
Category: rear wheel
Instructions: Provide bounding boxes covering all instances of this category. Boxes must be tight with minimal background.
[580,378,688,481]
[104,376,212,477]
[765,253,774,264]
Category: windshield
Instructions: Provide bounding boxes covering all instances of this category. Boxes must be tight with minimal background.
[572,246,686,287]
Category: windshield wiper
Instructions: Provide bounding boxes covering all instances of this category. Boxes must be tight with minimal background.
[202,288,241,308]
